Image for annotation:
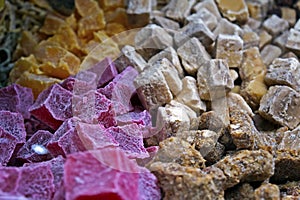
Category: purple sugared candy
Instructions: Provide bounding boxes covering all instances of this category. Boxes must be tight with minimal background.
[29,84,73,130]
[107,124,149,159]
[75,122,118,150]
[16,130,53,163]
[0,110,26,143]
[0,163,55,200]
[0,127,18,166]
[47,118,86,157]
[88,57,118,88]
[98,66,138,115]
[115,109,152,126]
[64,148,160,200]
[60,70,97,95]
[0,84,34,119]
[72,90,116,127]
[24,156,65,193]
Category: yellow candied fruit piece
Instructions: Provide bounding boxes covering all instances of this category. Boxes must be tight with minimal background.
[16,71,61,99]
[65,14,77,31]
[19,31,39,57]
[93,30,110,42]
[81,41,120,70]
[47,25,82,56]
[104,8,128,27]
[38,46,81,79]
[75,0,101,17]
[9,55,43,83]
[98,0,124,11]
[39,14,66,35]
[83,30,119,54]
[77,10,106,38]
[105,23,126,36]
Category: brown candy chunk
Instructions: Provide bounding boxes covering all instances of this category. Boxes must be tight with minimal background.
[177,37,211,76]
[197,59,234,101]
[213,149,274,189]
[265,58,300,91]
[263,14,289,36]
[215,0,249,24]
[259,86,300,130]
[127,0,152,28]
[149,137,206,168]
[216,34,243,68]
[254,183,280,200]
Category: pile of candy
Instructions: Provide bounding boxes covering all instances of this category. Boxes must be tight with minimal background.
[0,58,161,199]
[1,0,300,199]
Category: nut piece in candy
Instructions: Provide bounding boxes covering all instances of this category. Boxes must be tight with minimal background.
[175,130,219,157]
[254,183,280,200]
[148,162,225,200]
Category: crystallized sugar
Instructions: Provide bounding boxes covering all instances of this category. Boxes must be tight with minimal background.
[0,84,33,119]
[107,124,149,159]
[24,156,65,193]
[16,130,53,163]
[60,70,97,95]
[47,118,86,157]
[0,111,26,143]
[0,127,18,166]
[0,164,54,200]
[98,66,138,115]
[29,84,73,130]
[75,122,118,150]
[64,148,160,200]
[115,109,152,126]
[88,57,118,87]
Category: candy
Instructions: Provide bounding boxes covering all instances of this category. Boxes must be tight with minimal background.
[0,163,55,200]
[29,84,73,130]
[64,148,160,200]
[16,130,53,163]
[0,111,26,143]
[0,84,33,119]
[0,127,18,166]
[47,118,85,157]
[107,124,148,159]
